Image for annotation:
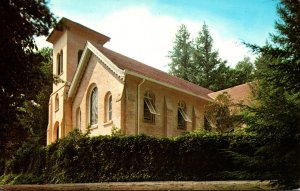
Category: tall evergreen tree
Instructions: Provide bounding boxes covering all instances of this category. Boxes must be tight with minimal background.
[168,24,193,82]
[192,23,228,91]
[245,0,300,188]
[168,23,255,91]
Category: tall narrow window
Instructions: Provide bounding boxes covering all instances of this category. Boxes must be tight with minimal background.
[56,50,63,75]
[78,49,83,65]
[56,125,59,141]
[56,53,60,75]
[90,87,98,125]
[177,101,191,129]
[59,50,63,74]
[55,94,59,111]
[144,91,160,123]
[105,93,112,122]
[77,108,81,130]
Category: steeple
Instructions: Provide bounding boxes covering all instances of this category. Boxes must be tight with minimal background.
[47,17,110,86]
[46,17,110,144]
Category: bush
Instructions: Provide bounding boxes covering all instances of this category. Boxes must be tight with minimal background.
[1,129,267,184]
[42,130,260,183]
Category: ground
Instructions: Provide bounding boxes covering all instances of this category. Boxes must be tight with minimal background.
[1,181,274,190]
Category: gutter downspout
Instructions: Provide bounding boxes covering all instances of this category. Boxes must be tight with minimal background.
[63,91,66,138]
[137,78,145,135]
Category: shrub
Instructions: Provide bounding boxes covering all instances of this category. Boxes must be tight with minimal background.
[1,129,269,184]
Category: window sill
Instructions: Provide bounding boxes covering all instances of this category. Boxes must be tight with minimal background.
[57,72,64,76]
[89,124,98,130]
[177,127,187,131]
[104,120,113,126]
[143,120,156,125]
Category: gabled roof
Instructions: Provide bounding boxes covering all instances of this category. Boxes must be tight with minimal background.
[208,83,253,105]
[94,45,213,100]
[68,42,213,101]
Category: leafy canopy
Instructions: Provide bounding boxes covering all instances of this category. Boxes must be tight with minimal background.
[245,0,300,188]
[0,0,56,170]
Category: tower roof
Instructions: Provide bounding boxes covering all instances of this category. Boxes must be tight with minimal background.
[46,17,110,45]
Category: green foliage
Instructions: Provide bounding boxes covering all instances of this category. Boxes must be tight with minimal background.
[0,0,56,175]
[244,0,300,188]
[168,23,255,91]
[17,47,53,145]
[1,130,273,184]
[231,57,255,86]
[111,124,123,136]
[204,93,243,133]
[192,23,229,91]
[5,142,45,176]
[0,141,46,185]
[0,173,44,185]
[168,24,193,82]
[43,132,232,183]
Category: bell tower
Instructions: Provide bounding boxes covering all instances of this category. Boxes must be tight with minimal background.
[46,17,110,144]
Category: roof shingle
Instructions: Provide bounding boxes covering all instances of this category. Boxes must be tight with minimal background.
[208,83,253,105]
[94,45,213,100]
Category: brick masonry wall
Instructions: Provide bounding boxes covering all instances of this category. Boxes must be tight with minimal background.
[124,75,209,137]
[71,55,124,136]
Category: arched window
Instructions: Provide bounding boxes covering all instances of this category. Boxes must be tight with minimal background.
[105,92,112,122]
[143,91,160,123]
[76,108,81,130]
[54,122,59,141]
[90,87,98,125]
[55,94,59,111]
[177,101,191,129]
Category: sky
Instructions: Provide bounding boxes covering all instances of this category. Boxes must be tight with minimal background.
[37,0,279,72]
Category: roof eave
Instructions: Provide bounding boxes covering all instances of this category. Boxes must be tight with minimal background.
[68,42,125,99]
[124,70,213,102]
[46,17,111,44]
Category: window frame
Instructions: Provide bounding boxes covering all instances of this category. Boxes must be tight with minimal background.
[89,87,98,126]
[56,125,59,140]
[143,91,160,123]
[56,50,64,75]
[177,101,191,130]
[105,92,112,122]
[78,49,83,65]
[55,94,59,112]
[56,53,60,75]
[77,108,81,130]
[59,50,63,74]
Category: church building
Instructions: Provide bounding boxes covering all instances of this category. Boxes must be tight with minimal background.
[46,18,215,145]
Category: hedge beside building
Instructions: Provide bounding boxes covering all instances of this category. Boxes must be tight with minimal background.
[1,130,261,184]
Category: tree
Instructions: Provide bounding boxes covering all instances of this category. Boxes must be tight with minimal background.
[169,23,255,91]
[0,0,56,173]
[168,24,193,82]
[245,0,300,188]
[204,93,242,133]
[192,23,228,91]
[18,48,53,145]
[230,57,255,86]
